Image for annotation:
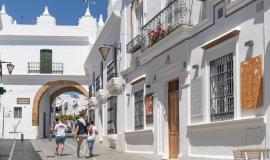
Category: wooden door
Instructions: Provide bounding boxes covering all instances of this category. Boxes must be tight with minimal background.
[168,80,179,159]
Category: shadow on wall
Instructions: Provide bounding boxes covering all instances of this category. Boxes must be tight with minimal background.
[99,106,103,125]
[189,126,265,147]
[125,131,154,145]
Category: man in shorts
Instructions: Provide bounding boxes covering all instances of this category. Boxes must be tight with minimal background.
[54,118,68,156]
[75,112,89,159]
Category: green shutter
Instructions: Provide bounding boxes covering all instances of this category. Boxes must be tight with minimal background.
[40,49,52,74]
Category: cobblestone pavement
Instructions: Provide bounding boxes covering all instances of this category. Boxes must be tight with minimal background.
[0,139,42,160]
[13,140,42,160]
[32,138,156,160]
[0,138,156,160]
[0,139,14,160]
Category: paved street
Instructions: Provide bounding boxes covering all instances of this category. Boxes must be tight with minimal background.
[0,138,156,160]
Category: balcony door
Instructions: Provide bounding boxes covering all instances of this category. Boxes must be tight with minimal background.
[168,79,180,159]
[40,49,52,74]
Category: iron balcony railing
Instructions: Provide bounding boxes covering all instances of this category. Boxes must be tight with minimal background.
[142,0,191,47]
[126,35,143,54]
[126,0,191,52]
[95,76,102,91]
[28,62,64,74]
[107,62,117,82]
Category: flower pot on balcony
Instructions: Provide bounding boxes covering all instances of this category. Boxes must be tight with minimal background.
[88,97,98,108]
[96,89,108,104]
[106,77,123,96]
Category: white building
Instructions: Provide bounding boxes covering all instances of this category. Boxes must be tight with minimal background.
[53,93,88,116]
[85,0,270,159]
[0,5,103,139]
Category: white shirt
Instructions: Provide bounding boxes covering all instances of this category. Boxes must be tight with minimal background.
[87,126,97,141]
[54,123,68,137]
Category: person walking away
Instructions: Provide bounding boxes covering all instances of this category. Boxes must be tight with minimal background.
[75,112,89,159]
[54,118,68,156]
[87,120,98,158]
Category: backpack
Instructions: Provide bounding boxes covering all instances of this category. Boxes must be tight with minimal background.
[76,120,87,135]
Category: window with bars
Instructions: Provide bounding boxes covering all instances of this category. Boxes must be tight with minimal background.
[89,110,95,121]
[14,107,22,118]
[40,49,52,74]
[96,76,101,91]
[134,90,144,130]
[107,62,116,82]
[89,85,93,98]
[210,53,234,121]
[108,96,117,134]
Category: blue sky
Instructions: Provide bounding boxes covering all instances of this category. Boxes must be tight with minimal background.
[0,0,108,25]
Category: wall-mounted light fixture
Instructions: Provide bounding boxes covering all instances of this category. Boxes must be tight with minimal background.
[244,40,254,47]
[146,84,151,88]
[99,43,121,61]
[99,42,121,76]
[192,64,199,70]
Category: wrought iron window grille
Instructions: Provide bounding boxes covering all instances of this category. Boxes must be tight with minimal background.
[107,96,117,134]
[210,53,234,122]
[96,76,102,91]
[107,61,117,82]
[134,90,144,130]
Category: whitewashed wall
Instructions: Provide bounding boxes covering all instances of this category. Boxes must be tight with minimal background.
[122,0,269,159]
[0,5,97,139]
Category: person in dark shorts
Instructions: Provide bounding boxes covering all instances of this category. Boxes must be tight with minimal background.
[74,112,89,159]
[54,118,68,156]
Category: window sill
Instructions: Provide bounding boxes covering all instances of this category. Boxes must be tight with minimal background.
[124,128,153,135]
[187,116,265,132]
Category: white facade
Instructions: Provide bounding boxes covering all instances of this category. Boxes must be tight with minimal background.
[85,0,270,159]
[53,94,88,116]
[0,5,103,139]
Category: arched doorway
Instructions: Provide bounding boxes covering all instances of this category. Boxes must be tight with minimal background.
[32,80,88,138]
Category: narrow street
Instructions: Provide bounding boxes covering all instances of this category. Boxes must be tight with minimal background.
[0,138,156,160]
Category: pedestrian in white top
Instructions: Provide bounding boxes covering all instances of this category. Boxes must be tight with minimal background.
[54,118,68,156]
[87,120,98,158]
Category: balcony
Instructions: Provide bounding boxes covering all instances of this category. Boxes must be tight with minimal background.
[95,76,108,104]
[106,77,123,96]
[126,0,191,52]
[126,35,143,54]
[28,62,64,74]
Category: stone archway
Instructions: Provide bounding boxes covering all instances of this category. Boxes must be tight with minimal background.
[32,80,89,126]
